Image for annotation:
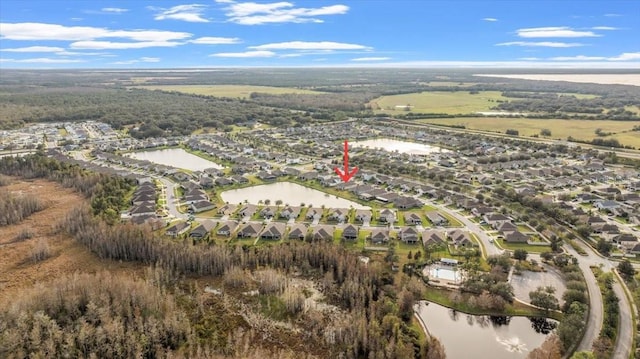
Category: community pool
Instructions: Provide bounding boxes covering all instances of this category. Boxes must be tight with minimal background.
[427,265,462,282]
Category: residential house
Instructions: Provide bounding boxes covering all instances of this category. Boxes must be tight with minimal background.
[400,226,420,244]
[404,213,422,225]
[260,206,277,219]
[483,213,512,229]
[425,211,448,226]
[217,203,237,216]
[260,222,286,240]
[165,221,190,237]
[279,206,301,220]
[217,220,238,236]
[237,223,263,238]
[369,228,390,244]
[587,216,607,229]
[306,208,323,221]
[354,209,372,223]
[393,196,422,209]
[299,171,318,181]
[594,200,621,212]
[471,206,493,217]
[190,200,215,213]
[311,225,334,241]
[130,204,156,217]
[504,231,529,243]
[342,224,359,241]
[496,221,518,234]
[613,233,637,246]
[422,230,447,248]
[238,204,258,218]
[378,209,396,224]
[288,224,308,240]
[328,208,349,222]
[448,229,474,247]
[190,220,216,238]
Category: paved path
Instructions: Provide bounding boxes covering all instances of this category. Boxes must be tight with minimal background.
[430,201,504,256]
[611,272,633,359]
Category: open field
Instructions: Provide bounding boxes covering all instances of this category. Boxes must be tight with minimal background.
[475,73,640,87]
[135,84,325,98]
[0,179,143,305]
[369,91,508,115]
[418,117,640,148]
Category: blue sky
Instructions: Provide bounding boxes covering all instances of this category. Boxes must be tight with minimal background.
[1,0,639,68]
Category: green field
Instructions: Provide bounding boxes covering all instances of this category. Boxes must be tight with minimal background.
[419,117,640,148]
[369,91,509,115]
[136,84,324,99]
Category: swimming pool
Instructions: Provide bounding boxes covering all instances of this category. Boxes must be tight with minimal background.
[428,266,461,282]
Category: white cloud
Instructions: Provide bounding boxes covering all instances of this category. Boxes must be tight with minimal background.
[153,4,209,22]
[70,40,183,49]
[609,52,640,61]
[101,7,128,13]
[1,46,65,52]
[0,22,192,41]
[111,57,160,65]
[496,41,585,48]
[550,55,606,61]
[517,26,600,38]
[521,52,640,62]
[483,18,498,22]
[250,41,370,50]
[210,50,275,57]
[592,26,618,30]
[190,36,241,44]
[351,57,391,61]
[0,57,85,63]
[518,57,542,61]
[604,13,622,17]
[220,1,348,25]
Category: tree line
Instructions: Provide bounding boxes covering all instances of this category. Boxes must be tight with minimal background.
[1,154,446,358]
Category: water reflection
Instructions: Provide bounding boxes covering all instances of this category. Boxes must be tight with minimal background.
[127,148,223,171]
[416,301,555,359]
[530,317,557,334]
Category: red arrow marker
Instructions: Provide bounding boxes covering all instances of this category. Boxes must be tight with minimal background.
[334,139,358,182]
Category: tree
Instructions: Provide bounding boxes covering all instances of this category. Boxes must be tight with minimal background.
[527,334,561,359]
[596,238,612,256]
[529,286,559,313]
[540,128,552,137]
[617,259,635,281]
[570,351,595,359]
[513,249,528,261]
[540,251,554,262]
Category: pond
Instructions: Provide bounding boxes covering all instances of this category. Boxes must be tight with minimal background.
[415,301,556,359]
[220,182,370,209]
[127,148,223,171]
[350,138,449,155]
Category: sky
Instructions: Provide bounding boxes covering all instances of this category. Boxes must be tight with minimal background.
[0,0,639,69]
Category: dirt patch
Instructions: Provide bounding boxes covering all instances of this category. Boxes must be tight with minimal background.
[0,178,142,305]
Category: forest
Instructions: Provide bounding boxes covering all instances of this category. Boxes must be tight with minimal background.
[1,69,638,137]
[0,154,446,358]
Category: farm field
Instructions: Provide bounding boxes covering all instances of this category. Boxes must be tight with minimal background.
[369,91,509,115]
[419,117,640,148]
[135,84,325,98]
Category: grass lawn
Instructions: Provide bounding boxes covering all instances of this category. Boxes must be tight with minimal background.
[496,239,551,254]
[439,212,463,227]
[135,84,324,98]
[369,91,508,115]
[422,288,562,321]
[418,117,640,149]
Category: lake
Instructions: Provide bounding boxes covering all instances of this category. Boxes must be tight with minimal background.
[415,301,555,359]
[220,182,370,209]
[127,148,223,171]
[350,138,449,155]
